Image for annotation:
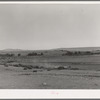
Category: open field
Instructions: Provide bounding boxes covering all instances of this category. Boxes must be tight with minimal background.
[0,49,100,89]
[0,65,100,89]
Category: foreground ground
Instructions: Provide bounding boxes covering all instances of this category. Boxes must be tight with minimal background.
[0,65,100,89]
[0,54,100,89]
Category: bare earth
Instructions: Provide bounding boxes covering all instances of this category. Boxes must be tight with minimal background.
[0,65,100,89]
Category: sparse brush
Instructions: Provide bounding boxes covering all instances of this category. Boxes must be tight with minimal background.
[47,69,51,71]
[23,67,27,70]
[7,61,14,63]
[33,70,37,72]
[27,66,33,69]
[57,66,65,70]
[34,66,39,69]
[40,66,44,69]
[13,64,19,67]
[70,68,79,70]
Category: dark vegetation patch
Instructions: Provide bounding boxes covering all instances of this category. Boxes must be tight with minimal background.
[23,67,28,70]
[33,70,37,72]
[62,50,100,56]
[70,68,79,70]
[57,66,67,70]
[3,61,80,71]
[1,51,100,71]
[6,61,14,63]
[27,52,44,56]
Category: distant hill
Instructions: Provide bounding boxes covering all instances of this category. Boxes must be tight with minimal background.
[0,47,100,56]
[0,49,23,54]
[1,49,22,52]
[1,47,100,52]
[54,47,100,51]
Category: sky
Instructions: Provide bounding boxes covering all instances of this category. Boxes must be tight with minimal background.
[0,4,100,50]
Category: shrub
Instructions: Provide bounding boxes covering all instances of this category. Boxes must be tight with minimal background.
[7,61,14,63]
[18,64,23,67]
[71,68,79,70]
[23,67,27,70]
[18,54,21,56]
[13,64,19,67]
[27,65,33,69]
[39,66,44,69]
[27,52,37,56]
[40,53,43,55]
[57,66,65,70]
[34,66,39,68]
[47,69,51,71]
[33,70,37,72]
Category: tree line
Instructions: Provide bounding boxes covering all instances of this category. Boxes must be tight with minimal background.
[27,52,43,56]
[62,51,100,56]
[0,52,44,57]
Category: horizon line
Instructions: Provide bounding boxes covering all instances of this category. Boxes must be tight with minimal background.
[1,46,100,51]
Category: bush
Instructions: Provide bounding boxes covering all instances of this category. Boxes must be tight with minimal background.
[47,69,51,71]
[27,52,37,56]
[70,68,79,70]
[39,66,44,69]
[40,53,43,55]
[13,64,24,67]
[57,66,65,70]
[18,54,21,56]
[13,64,19,67]
[33,70,37,72]
[7,61,14,63]
[27,52,43,56]
[18,64,23,67]
[27,65,33,69]
[23,67,27,70]
[34,66,39,68]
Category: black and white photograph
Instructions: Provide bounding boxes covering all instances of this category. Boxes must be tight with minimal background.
[0,2,100,89]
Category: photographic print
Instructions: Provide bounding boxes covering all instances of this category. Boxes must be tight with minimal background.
[0,2,100,89]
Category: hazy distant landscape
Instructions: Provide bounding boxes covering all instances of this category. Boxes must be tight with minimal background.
[0,47,100,89]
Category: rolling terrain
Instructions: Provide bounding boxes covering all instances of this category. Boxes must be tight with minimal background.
[0,47,100,89]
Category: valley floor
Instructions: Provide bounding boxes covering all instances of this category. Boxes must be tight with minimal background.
[0,65,100,89]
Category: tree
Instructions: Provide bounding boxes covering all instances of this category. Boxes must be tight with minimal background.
[41,53,43,55]
[18,53,21,56]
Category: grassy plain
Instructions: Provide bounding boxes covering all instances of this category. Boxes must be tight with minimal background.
[0,49,100,89]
